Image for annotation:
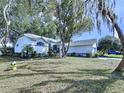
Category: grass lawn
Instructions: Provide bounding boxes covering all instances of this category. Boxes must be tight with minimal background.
[0,57,124,93]
[104,54,123,58]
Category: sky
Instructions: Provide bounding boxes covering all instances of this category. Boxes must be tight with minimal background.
[72,0,124,41]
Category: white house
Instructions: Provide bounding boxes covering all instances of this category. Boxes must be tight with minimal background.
[14,33,60,55]
[67,39,97,57]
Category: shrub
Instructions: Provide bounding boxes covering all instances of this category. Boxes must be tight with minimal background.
[32,51,37,58]
[71,52,76,57]
[86,53,92,58]
[94,53,99,58]
[21,45,34,58]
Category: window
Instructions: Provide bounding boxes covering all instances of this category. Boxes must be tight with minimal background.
[53,45,60,53]
[36,42,44,46]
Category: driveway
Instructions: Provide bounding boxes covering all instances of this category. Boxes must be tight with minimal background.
[98,57,122,61]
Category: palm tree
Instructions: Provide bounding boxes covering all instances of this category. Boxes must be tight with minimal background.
[85,0,124,78]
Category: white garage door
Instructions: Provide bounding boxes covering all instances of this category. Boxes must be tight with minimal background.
[68,45,93,54]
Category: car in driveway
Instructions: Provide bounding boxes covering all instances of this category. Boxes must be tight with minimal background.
[108,50,121,55]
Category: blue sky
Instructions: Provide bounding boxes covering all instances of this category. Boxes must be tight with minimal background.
[73,0,124,41]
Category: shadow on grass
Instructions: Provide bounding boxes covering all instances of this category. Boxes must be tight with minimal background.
[0,69,111,79]
[18,78,115,93]
[0,56,27,63]
[16,69,116,93]
[0,68,119,80]
[78,69,112,77]
[0,68,123,93]
[18,87,41,93]
[0,56,13,63]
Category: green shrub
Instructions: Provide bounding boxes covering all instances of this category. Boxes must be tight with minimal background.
[21,45,34,58]
[32,51,37,58]
[71,53,76,57]
[94,53,99,58]
[86,53,92,58]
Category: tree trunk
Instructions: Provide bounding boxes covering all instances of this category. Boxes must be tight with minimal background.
[111,23,124,79]
[61,41,66,58]
[2,0,12,55]
[107,10,124,78]
[65,41,70,55]
[61,40,70,58]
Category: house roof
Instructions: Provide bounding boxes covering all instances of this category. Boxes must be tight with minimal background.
[70,39,97,47]
[24,33,41,40]
[24,33,60,43]
[41,36,60,43]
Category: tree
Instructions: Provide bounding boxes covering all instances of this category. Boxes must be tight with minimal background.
[84,0,124,78]
[0,0,57,47]
[0,0,14,54]
[10,0,57,38]
[6,0,92,58]
[55,0,93,57]
[0,1,5,28]
[98,36,121,55]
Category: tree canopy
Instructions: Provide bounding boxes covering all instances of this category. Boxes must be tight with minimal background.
[98,35,121,55]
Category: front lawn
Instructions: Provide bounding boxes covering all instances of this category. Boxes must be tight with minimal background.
[105,54,123,58]
[0,57,124,93]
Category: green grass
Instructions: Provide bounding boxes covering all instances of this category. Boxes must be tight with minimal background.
[105,54,123,58]
[0,57,124,93]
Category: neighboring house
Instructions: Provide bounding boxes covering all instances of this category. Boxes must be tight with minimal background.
[14,33,60,55]
[0,28,19,49]
[67,39,97,57]
[0,36,13,55]
[0,37,13,48]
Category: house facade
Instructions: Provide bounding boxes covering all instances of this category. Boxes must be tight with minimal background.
[0,32,97,57]
[67,39,97,57]
[14,33,60,55]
